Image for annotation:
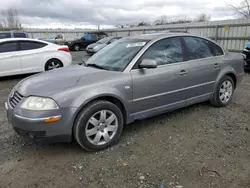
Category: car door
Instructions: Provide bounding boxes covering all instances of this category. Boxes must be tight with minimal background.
[130,37,189,118]
[17,40,48,73]
[0,41,21,77]
[181,36,222,105]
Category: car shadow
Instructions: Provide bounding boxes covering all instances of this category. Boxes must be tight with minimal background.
[20,101,211,155]
[0,73,35,81]
[122,101,210,134]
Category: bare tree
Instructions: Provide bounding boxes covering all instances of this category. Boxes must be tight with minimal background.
[0,8,21,29]
[137,21,150,27]
[154,15,168,25]
[228,0,250,18]
[115,24,124,28]
[195,13,211,22]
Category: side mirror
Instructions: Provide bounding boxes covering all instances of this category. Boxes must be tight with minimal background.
[139,59,157,69]
[106,41,111,44]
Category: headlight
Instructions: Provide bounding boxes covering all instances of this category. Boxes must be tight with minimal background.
[93,46,99,50]
[20,96,59,111]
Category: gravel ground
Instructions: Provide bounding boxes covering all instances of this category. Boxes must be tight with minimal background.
[0,51,250,188]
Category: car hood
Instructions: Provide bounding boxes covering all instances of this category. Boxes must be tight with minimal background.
[96,43,106,49]
[15,65,117,97]
[87,43,97,48]
[87,43,106,49]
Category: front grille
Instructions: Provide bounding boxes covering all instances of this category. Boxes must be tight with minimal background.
[9,91,23,108]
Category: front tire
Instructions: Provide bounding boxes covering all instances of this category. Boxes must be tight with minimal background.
[73,100,124,151]
[210,75,234,107]
[74,44,80,51]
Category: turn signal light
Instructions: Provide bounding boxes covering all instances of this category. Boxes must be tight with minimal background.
[44,116,61,123]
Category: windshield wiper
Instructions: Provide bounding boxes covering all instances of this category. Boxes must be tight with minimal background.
[78,61,87,66]
[87,63,107,70]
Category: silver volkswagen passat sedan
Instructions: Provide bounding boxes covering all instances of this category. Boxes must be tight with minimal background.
[6,33,244,151]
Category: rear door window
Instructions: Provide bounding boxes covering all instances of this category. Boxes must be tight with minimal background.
[0,33,11,39]
[20,41,47,51]
[0,42,18,53]
[182,37,214,60]
[13,33,27,38]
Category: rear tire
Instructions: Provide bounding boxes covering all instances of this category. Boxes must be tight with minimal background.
[45,59,63,71]
[210,75,234,107]
[73,100,124,151]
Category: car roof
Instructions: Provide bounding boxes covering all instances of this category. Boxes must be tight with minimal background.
[125,32,191,41]
[0,38,50,44]
[0,31,27,33]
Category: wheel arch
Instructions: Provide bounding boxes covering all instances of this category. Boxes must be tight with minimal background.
[225,72,237,89]
[215,67,237,88]
[72,94,129,131]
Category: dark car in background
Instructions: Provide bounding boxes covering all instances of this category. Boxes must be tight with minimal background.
[242,41,250,70]
[67,32,108,51]
[86,37,122,54]
[0,31,29,39]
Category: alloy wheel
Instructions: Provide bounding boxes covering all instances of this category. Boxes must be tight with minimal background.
[85,110,118,146]
[219,80,233,103]
[47,61,61,70]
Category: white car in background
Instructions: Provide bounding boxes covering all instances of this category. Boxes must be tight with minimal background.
[0,38,72,77]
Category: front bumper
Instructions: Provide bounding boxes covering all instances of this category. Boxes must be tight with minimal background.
[5,102,77,143]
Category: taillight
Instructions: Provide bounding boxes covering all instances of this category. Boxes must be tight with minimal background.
[58,47,70,52]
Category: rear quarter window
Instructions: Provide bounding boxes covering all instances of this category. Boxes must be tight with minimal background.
[20,41,47,50]
[209,41,224,56]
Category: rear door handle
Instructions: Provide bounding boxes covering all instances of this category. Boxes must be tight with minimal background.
[180,70,187,75]
[214,63,220,68]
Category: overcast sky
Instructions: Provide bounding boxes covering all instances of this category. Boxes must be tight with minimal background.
[0,0,242,29]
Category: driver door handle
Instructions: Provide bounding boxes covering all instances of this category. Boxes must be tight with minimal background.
[214,63,220,68]
[180,70,187,75]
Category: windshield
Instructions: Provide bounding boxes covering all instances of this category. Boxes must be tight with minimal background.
[86,39,149,71]
[96,37,111,44]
